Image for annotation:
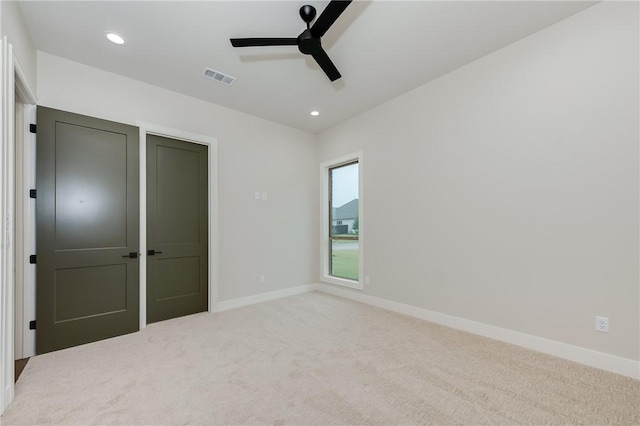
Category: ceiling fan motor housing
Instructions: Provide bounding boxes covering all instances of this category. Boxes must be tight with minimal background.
[298,29,321,55]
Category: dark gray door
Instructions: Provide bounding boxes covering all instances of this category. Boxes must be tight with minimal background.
[36,107,139,354]
[146,135,208,323]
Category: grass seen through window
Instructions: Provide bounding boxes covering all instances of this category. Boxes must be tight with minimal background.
[331,239,359,280]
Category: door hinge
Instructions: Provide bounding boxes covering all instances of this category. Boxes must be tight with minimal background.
[29,254,36,264]
[29,320,36,330]
[29,124,36,134]
[29,189,37,199]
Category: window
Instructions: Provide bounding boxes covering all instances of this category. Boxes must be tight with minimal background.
[321,153,363,289]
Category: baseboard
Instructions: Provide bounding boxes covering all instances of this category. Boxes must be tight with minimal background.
[215,284,318,312]
[317,283,640,379]
[2,382,14,415]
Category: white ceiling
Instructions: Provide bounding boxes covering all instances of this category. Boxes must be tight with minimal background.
[19,1,596,134]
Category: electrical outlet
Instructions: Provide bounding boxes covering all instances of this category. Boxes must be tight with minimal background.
[254,192,260,200]
[259,275,265,284]
[595,316,609,333]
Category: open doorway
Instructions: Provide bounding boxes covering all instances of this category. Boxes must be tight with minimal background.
[13,88,36,375]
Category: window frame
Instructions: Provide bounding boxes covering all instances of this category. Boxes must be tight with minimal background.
[320,152,364,290]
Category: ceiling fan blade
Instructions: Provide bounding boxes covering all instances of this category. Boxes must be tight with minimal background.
[310,0,352,38]
[312,48,341,81]
[230,38,298,47]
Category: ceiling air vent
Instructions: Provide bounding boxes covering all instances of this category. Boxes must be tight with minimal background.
[202,67,236,86]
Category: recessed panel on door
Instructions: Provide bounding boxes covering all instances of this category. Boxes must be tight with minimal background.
[156,146,200,244]
[54,264,128,322]
[55,123,127,251]
[156,257,200,300]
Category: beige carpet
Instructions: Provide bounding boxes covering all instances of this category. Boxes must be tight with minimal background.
[2,291,638,425]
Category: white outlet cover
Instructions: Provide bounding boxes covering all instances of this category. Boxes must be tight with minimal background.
[595,316,609,332]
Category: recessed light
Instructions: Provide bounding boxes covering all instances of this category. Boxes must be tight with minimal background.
[106,32,126,45]
[310,110,320,116]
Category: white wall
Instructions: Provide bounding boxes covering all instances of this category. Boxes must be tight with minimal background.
[317,1,639,361]
[37,51,318,302]
[0,1,36,93]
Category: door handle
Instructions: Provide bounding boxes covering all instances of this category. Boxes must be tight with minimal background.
[147,249,163,256]
[122,252,139,259]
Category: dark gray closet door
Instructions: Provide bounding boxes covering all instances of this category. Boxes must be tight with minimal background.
[36,106,140,354]
[146,134,208,324]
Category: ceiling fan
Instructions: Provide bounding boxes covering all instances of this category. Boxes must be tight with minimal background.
[230,1,353,82]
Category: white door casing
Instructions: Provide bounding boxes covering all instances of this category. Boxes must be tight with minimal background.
[0,36,16,415]
[137,122,219,329]
[0,37,37,415]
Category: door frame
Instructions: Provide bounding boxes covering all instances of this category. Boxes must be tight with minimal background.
[137,122,218,329]
[19,102,37,360]
[0,38,37,414]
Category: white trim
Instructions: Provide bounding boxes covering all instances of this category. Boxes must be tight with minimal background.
[13,53,37,362]
[14,103,36,362]
[13,54,36,105]
[13,98,23,361]
[321,274,363,290]
[320,151,364,290]
[138,129,147,329]
[20,104,36,359]
[137,122,219,329]
[0,38,37,416]
[0,37,16,415]
[317,284,640,379]
[216,284,317,312]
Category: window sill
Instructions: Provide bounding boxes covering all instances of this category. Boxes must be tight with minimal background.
[321,275,364,290]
